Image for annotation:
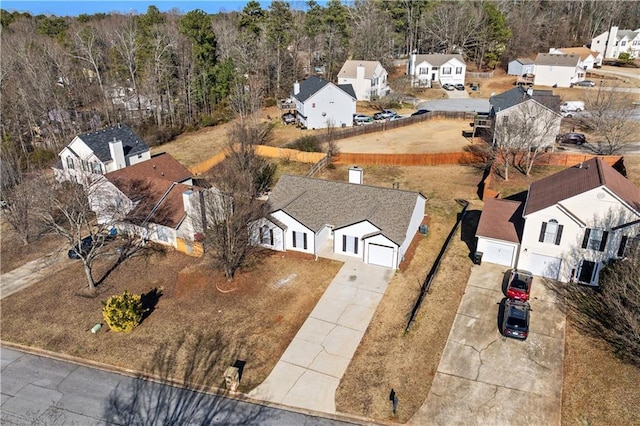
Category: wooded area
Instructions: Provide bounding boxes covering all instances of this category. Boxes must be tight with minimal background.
[1,0,639,177]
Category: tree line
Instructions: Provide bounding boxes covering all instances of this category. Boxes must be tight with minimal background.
[1,0,639,175]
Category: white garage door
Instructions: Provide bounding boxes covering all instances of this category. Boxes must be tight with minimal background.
[481,241,515,267]
[367,244,394,268]
[528,253,561,279]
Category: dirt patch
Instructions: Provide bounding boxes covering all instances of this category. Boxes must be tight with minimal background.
[0,248,342,393]
[335,119,473,154]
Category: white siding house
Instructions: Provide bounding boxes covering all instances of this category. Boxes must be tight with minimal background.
[533,53,585,88]
[57,124,150,182]
[406,54,466,88]
[591,26,640,59]
[507,58,536,76]
[337,60,389,101]
[476,158,640,285]
[259,173,427,269]
[292,76,356,130]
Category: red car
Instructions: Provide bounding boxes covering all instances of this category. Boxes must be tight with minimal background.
[506,269,533,301]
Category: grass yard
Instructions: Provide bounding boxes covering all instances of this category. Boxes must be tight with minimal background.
[0,248,342,393]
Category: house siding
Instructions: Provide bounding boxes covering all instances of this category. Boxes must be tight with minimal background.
[271,210,315,254]
[296,84,355,130]
[493,101,561,148]
[534,65,582,88]
[337,63,388,101]
[408,56,466,88]
[333,221,380,259]
[399,195,426,259]
[254,217,285,251]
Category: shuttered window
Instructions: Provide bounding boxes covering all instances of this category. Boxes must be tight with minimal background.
[538,220,563,245]
[581,228,608,252]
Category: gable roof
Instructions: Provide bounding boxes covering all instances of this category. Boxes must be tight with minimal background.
[104,153,194,228]
[76,124,149,162]
[524,157,640,216]
[268,175,426,246]
[512,57,534,65]
[414,54,464,67]
[489,87,561,113]
[292,75,356,102]
[553,47,600,60]
[616,30,639,40]
[476,198,523,243]
[338,60,384,79]
[535,53,580,67]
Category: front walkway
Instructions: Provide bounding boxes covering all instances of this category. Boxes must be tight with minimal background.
[0,249,68,300]
[248,258,394,413]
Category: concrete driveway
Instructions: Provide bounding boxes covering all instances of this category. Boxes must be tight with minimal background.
[248,259,394,414]
[409,263,565,425]
[416,98,491,114]
[0,249,69,300]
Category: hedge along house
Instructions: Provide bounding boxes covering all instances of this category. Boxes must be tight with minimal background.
[256,170,427,269]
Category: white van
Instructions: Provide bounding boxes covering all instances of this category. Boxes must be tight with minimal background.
[561,101,585,112]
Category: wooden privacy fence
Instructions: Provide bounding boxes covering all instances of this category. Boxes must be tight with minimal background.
[467,71,495,79]
[333,151,479,166]
[189,151,226,175]
[535,153,622,167]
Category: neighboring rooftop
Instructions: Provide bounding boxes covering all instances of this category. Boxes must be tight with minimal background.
[552,47,600,60]
[535,53,580,67]
[513,57,534,65]
[338,60,383,79]
[268,175,426,246]
[476,198,523,243]
[524,157,640,216]
[413,53,465,67]
[292,75,356,102]
[490,87,561,113]
[75,124,149,162]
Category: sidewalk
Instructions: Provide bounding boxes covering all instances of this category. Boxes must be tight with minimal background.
[248,258,394,413]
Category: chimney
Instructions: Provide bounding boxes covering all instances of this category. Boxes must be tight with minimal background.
[526,88,533,97]
[357,64,365,81]
[294,81,300,95]
[108,138,126,170]
[348,166,363,184]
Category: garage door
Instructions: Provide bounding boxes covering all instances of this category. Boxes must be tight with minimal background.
[481,241,515,267]
[367,244,394,268]
[528,253,561,279]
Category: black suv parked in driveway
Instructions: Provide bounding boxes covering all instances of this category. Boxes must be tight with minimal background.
[501,299,531,340]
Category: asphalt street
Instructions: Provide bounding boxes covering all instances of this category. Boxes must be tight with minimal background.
[1,346,363,426]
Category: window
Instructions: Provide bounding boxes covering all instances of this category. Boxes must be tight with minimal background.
[621,41,627,47]
[66,157,75,169]
[342,235,358,254]
[292,231,307,250]
[81,160,89,172]
[432,66,439,71]
[617,235,629,257]
[442,67,452,75]
[455,67,462,75]
[538,220,563,245]
[419,68,428,75]
[261,225,274,246]
[581,228,608,251]
[371,77,378,86]
[91,162,102,174]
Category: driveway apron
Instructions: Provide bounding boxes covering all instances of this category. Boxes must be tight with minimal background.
[409,264,566,425]
[248,259,394,413]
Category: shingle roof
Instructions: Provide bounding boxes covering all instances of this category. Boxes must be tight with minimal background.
[268,175,426,246]
[535,53,580,67]
[292,75,355,102]
[553,47,600,60]
[104,153,194,228]
[77,124,149,162]
[338,60,382,79]
[489,87,561,113]
[414,54,465,67]
[514,57,534,65]
[616,30,639,40]
[524,157,640,216]
[476,198,523,243]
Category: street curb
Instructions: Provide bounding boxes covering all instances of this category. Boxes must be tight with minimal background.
[1,341,393,426]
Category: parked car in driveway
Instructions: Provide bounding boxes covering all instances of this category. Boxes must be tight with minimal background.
[501,299,531,340]
[443,83,455,91]
[571,80,596,87]
[373,109,397,120]
[282,112,296,125]
[68,236,95,259]
[556,132,586,145]
[353,114,374,125]
[454,84,465,91]
[506,269,534,301]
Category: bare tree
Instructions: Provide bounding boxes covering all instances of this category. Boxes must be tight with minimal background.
[1,175,44,245]
[228,77,263,126]
[577,85,638,155]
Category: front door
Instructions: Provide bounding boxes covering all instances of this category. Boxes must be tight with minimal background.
[431,73,436,81]
[578,260,596,284]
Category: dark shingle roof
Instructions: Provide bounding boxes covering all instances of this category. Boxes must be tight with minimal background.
[476,198,523,243]
[489,87,561,113]
[292,75,355,102]
[268,175,426,246]
[513,57,534,65]
[524,157,640,216]
[77,124,149,162]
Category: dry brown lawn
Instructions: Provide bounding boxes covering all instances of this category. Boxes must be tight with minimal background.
[0,219,65,273]
[0,248,342,393]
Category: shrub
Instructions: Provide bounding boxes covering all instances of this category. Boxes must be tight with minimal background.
[102,290,144,332]
[289,135,322,152]
[29,148,56,167]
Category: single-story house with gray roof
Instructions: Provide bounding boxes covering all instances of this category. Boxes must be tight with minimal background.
[507,57,535,76]
[257,174,427,269]
[57,124,151,181]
